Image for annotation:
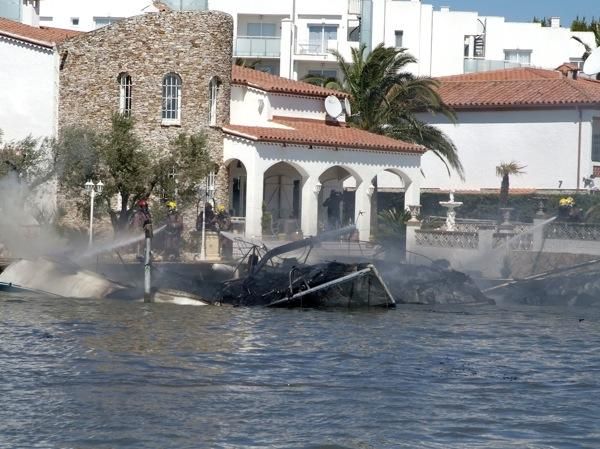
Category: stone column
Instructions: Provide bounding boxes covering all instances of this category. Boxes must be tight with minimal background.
[355,182,373,241]
[301,177,319,237]
[404,178,421,209]
[244,166,264,238]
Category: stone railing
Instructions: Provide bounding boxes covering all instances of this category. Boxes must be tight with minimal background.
[421,216,496,233]
[415,230,479,250]
[544,222,600,241]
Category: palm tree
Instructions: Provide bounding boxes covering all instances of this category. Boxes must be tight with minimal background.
[496,161,526,207]
[304,43,464,178]
[234,58,263,69]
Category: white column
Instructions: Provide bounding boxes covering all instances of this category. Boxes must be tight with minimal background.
[355,182,373,241]
[404,176,422,210]
[244,166,264,238]
[280,19,293,80]
[301,177,319,237]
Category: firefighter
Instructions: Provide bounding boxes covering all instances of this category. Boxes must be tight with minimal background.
[130,199,153,260]
[164,200,183,260]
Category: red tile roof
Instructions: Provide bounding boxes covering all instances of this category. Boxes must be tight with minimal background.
[223,117,424,154]
[436,67,600,109]
[232,65,349,99]
[0,17,80,48]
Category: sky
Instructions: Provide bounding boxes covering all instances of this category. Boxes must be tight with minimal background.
[426,0,599,26]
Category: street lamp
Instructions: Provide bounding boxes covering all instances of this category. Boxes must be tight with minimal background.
[84,179,104,247]
[199,171,216,260]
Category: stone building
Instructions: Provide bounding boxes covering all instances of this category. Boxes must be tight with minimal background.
[57,10,233,208]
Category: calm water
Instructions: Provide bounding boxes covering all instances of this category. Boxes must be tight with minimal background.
[1,294,600,449]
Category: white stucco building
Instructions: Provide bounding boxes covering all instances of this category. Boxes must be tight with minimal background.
[33,0,596,79]
[0,14,78,141]
[225,66,424,240]
[420,66,600,193]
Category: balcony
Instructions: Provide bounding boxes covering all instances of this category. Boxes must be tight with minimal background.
[464,58,531,73]
[296,40,339,56]
[235,36,281,58]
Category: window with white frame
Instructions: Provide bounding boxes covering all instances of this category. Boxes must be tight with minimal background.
[504,49,532,65]
[162,73,182,124]
[592,118,600,162]
[208,76,221,126]
[118,73,132,116]
[246,22,277,37]
[394,30,404,48]
[307,25,338,54]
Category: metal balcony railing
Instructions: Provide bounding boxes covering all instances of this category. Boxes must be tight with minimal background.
[235,36,281,58]
[296,40,339,55]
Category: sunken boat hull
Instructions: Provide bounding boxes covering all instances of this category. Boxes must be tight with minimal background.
[219,262,395,308]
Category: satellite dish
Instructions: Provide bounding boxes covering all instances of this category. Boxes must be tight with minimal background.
[583,47,600,76]
[324,95,343,119]
[344,98,352,117]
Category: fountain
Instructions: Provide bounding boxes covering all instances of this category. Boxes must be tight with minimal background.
[439,191,463,231]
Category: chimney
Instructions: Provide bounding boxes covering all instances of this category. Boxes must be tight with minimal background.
[440,6,450,13]
[550,17,560,28]
[21,0,40,27]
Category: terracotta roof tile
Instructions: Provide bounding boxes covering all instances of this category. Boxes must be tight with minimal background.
[224,117,424,154]
[438,67,563,82]
[436,67,600,109]
[0,17,80,47]
[232,65,349,99]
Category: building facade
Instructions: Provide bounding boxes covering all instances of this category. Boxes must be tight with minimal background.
[225,66,424,240]
[420,67,600,193]
[57,10,233,205]
[36,0,597,80]
[0,16,77,141]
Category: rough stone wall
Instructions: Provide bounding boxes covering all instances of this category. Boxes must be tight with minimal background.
[57,11,233,236]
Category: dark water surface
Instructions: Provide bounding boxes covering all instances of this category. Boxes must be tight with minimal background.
[1,294,599,449]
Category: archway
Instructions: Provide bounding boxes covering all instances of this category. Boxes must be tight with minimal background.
[225,159,247,234]
[263,161,306,237]
[370,168,412,245]
[317,165,361,233]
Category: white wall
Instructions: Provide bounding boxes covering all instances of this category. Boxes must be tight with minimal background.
[0,37,57,141]
[230,85,346,125]
[419,108,598,192]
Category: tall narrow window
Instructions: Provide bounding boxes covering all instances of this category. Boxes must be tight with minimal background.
[394,30,403,48]
[208,76,221,127]
[118,73,132,116]
[592,118,600,163]
[162,73,182,124]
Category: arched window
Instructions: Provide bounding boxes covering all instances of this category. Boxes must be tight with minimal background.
[117,72,132,116]
[208,76,221,126]
[162,73,182,124]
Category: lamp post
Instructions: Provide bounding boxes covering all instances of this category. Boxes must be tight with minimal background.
[84,179,104,248]
[199,172,216,260]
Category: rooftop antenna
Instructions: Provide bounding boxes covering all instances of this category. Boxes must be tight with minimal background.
[324,95,343,120]
[583,46,600,76]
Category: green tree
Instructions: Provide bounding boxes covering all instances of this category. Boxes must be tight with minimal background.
[305,44,463,178]
[496,161,526,207]
[56,114,213,232]
[532,16,550,27]
[571,16,600,46]
[0,130,56,191]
